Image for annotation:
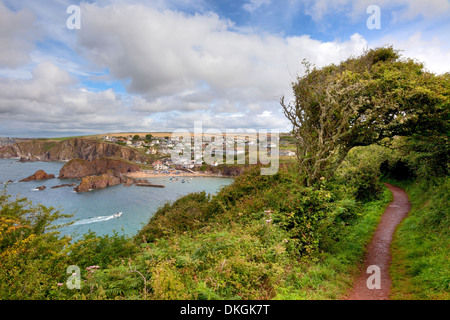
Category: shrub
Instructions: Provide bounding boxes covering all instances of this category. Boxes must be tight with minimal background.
[135,192,212,243]
[0,190,72,299]
[150,259,191,300]
[68,230,138,270]
[336,145,390,200]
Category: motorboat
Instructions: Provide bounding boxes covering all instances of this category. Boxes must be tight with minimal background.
[113,212,123,218]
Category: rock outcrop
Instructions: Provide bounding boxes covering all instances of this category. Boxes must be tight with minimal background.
[58,157,142,192]
[73,173,138,193]
[20,170,55,182]
[59,158,141,179]
[0,138,149,163]
[51,183,77,189]
[74,173,122,192]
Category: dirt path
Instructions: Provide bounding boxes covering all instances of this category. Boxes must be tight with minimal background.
[345,183,411,300]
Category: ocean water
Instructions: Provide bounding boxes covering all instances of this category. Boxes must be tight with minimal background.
[0,159,234,238]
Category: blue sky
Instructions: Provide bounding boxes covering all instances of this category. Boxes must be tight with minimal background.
[0,0,449,137]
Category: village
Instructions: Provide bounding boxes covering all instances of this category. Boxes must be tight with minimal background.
[100,133,296,173]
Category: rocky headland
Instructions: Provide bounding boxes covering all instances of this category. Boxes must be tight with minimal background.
[58,157,141,179]
[0,138,149,163]
[59,157,141,192]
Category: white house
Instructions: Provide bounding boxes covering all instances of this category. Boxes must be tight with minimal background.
[152,160,164,170]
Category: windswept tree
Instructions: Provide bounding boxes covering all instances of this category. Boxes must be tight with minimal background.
[281,46,449,186]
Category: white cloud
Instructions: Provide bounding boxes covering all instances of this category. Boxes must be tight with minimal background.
[0,62,150,136]
[375,32,450,74]
[0,2,371,136]
[76,3,368,117]
[2,1,447,137]
[0,2,39,68]
[243,0,272,13]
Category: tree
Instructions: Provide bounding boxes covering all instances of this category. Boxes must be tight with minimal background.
[145,134,153,141]
[281,46,449,186]
[132,135,140,141]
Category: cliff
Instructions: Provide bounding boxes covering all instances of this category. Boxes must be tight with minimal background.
[0,138,149,163]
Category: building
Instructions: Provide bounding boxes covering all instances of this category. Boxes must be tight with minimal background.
[152,160,164,170]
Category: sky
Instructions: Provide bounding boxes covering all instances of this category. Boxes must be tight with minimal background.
[0,0,449,138]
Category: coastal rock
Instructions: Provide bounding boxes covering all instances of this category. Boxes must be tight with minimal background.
[51,183,77,189]
[20,170,55,182]
[74,173,122,192]
[124,177,135,186]
[59,157,141,179]
[59,157,142,192]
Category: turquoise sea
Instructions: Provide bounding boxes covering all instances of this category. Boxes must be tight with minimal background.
[0,159,234,238]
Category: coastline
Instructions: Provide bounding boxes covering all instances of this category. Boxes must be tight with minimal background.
[125,170,234,179]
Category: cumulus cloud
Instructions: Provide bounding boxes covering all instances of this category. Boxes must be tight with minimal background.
[0,2,371,136]
[76,3,368,117]
[374,32,450,74]
[3,1,446,137]
[0,2,38,68]
[0,61,150,136]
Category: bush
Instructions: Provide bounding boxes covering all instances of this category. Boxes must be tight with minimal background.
[0,190,72,299]
[68,230,139,270]
[336,145,390,200]
[136,192,212,243]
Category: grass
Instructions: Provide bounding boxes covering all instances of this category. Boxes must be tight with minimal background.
[389,177,449,300]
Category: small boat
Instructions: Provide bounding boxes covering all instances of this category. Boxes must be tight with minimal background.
[113,212,123,218]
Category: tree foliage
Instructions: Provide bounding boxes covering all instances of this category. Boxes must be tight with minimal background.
[281,46,449,186]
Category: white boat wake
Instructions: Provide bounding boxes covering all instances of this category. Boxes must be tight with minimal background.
[72,212,122,226]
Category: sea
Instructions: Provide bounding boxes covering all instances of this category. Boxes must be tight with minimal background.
[0,159,234,239]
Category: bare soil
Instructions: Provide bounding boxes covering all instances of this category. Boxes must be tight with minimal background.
[345,183,411,300]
